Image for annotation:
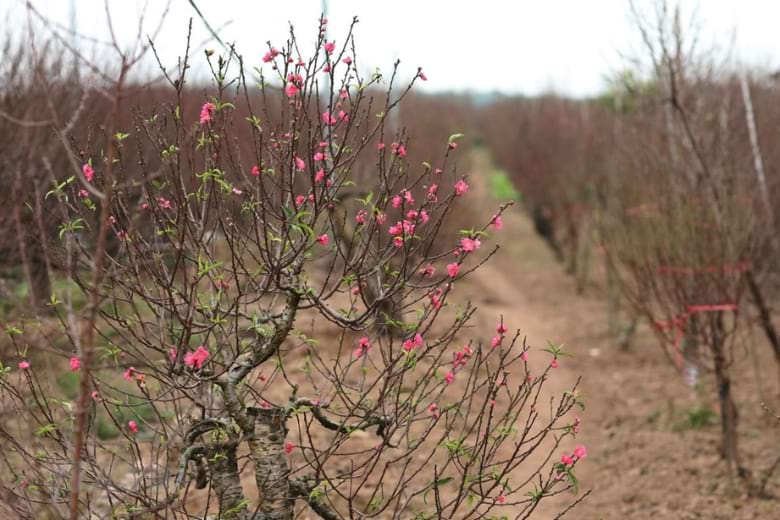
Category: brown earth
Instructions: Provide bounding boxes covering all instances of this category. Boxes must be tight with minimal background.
[4,150,780,519]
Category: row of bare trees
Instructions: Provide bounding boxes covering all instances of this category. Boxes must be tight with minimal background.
[483,1,780,496]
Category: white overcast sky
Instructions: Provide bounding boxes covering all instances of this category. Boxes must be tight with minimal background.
[7,0,780,96]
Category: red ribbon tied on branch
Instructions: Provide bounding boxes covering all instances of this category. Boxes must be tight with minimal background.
[653,303,738,369]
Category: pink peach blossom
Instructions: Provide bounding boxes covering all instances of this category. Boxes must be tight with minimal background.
[184,346,209,370]
[460,237,481,252]
[199,102,216,125]
[402,333,424,352]
[83,163,94,182]
[317,234,329,246]
[69,357,81,372]
[18,360,30,370]
[354,336,370,357]
[573,445,587,460]
[447,262,460,278]
[284,83,299,97]
[262,47,279,62]
[492,214,504,230]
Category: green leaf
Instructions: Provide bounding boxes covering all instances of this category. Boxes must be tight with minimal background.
[35,423,57,437]
[448,133,464,144]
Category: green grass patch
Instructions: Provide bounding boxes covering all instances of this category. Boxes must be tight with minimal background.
[672,404,717,431]
[488,169,520,200]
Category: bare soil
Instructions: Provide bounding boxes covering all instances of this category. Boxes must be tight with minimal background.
[4,153,780,519]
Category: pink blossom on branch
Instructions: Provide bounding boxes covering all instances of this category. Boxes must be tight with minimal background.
[574,445,587,460]
[402,333,424,352]
[284,83,299,98]
[447,262,460,278]
[354,336,370,357]
[184,346,210,369]
[491,214,504,230]
[460,237,481,252]
[262,47,280,63]
[454,179,469,196]
[83,163,94,183]
[199,102,216,125]
[69,357,81,372]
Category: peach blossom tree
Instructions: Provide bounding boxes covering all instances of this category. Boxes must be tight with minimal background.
[0,18,587,519]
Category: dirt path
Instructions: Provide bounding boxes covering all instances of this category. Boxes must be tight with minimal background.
[457,151,605,518]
